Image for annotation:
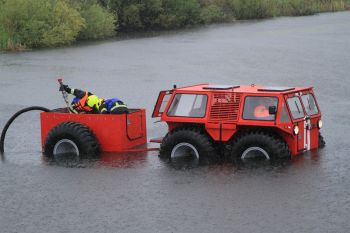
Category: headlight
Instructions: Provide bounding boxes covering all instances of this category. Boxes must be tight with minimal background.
[293,125,299,135]
[318,120,323,129]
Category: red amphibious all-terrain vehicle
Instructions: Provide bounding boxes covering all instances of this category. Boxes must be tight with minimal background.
[152,84,325,161]
[40,84,324,161]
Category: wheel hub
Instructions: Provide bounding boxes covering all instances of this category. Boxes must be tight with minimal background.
[241,147,270,160]
[171,142,199,159]
[53,139,80,157]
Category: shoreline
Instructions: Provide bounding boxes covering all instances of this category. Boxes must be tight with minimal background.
[1,10,349,53]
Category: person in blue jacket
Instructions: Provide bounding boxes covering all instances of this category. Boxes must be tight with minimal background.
[60,85,129,114]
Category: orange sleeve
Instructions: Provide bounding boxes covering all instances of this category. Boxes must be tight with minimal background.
[254,105,270,118]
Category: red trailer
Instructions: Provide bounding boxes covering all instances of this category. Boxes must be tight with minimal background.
[40,109,147,157]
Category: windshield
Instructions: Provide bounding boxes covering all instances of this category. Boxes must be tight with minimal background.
[287,97,305,119]
[301,93,319,116]
[167,94,207,117]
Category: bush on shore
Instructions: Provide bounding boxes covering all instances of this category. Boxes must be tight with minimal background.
[278,0,320,16]
[231,0,277,19]
[0,0,52,49]
[0,0,349,50]
[0,0,117,50]
[78,4,117,40]
[199,0,236,23]
[41,1,85,47]
[96,0,350,30]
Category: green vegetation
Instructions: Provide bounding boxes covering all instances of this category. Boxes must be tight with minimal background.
[0,0,116,50]
[78,4,116,40]
[0,0,349,51]
[41,1,85,47]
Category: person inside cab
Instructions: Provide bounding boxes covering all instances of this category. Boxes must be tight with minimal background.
[254,103,270,118]
[60,85,128,114]
[253,97,276,120]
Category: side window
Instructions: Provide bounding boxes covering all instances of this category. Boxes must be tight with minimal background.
[167,94,207,117]
[280,102,290,123]
[159,94,171,114]
[301,94,319,116]
[243,96,278,121]
[287,97,304,119]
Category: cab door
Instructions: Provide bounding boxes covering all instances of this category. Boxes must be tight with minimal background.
[300,93,321,150]
[152,90,172,118]
[286,95,307,152]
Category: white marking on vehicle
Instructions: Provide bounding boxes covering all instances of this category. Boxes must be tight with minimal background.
[304,120,306,150]
[307,119,311,150]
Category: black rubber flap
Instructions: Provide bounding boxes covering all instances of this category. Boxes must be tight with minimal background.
[203,85,240,90]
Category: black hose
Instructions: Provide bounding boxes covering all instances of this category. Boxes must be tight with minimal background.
[0,106,51,156]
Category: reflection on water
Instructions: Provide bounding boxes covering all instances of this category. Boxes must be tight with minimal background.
[1,146,316,172]
[155,149,297,171]
[46,152,82,168]
[99,152,148,168]
[0,142,324,174]
[42,151,149,168]
[159,154,200,170]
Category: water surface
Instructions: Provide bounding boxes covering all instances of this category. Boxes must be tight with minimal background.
[1,12,350,233]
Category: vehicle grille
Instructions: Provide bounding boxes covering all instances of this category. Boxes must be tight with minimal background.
[209,92,241,122]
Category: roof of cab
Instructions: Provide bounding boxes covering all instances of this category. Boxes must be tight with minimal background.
[176,84,313,94]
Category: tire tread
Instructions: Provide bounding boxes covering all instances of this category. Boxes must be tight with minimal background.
[230,131,291,160]
[44,121,100,157]
[159,127,217,162]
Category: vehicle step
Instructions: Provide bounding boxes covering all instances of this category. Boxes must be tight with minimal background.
[150,137,163,143]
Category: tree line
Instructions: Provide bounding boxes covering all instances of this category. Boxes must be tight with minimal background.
[0,0,349,50]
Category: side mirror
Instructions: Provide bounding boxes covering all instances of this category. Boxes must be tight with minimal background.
[269,106,277,115]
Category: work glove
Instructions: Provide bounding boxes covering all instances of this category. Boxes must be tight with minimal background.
[59,84,71,93]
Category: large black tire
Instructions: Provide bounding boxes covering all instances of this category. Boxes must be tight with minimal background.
[318,133,326,148]
[159,127,218,163]
[230,131,291,161]
[44,122,100,157]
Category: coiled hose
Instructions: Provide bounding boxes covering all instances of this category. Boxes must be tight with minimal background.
[0,106,51,156]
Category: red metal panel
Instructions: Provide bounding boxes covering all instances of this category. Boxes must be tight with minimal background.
[209,92,241,122]
[282,132,298,157]
[205,122,237,142]
[126,110,147,149]
[296,120,305,152]
[40,109,147,152]
[126,111,144,140]
[309,118,320,150]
